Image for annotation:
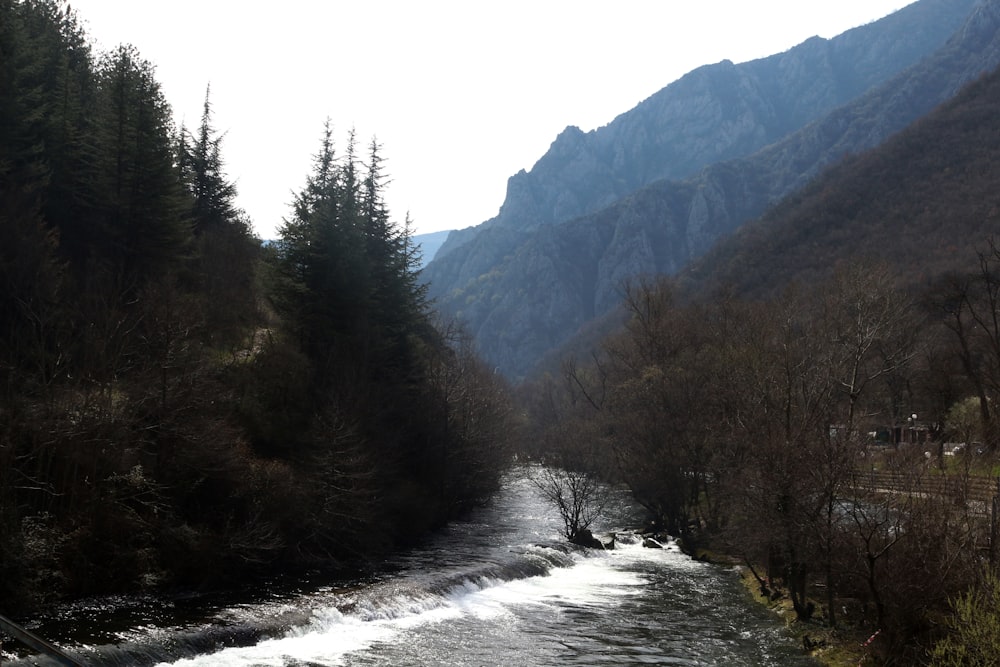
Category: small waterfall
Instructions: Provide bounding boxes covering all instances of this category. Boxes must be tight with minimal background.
[5,472,815,667]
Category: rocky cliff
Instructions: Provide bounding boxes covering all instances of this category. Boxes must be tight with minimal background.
[425,0,996,379]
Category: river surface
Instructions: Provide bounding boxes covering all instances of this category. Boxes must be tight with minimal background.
[5,470,816,666]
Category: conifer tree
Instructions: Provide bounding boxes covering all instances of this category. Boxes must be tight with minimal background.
[180,85,239,234]
[0,0,90,389]
[362,137,411,370]
[0,185,64,400]
[176,86,259,346]
[85,44,190,283]
[275,123,369,378]
[0,0,93,227]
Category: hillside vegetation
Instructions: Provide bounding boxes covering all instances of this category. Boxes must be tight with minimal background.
[0,0,511,613]
[683,65,1000,299]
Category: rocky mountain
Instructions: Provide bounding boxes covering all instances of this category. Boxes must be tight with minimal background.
[423,0,1000,380]
[433,0,976,266]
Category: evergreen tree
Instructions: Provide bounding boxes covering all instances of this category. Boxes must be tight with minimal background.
[0,0,89,391]
[177,86,259,347]
[82,44,190,283]
[0,0,93,221]
[274,122,368,380]
[180,85,239,234]
[274,126,435,391]
[361,137,426,376]
[269,123,511,525]
[0,184,64,400]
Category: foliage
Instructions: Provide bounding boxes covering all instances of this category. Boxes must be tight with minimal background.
[83,43,191,281]
[930,570,1000,666]
[178,86,240,235]
[0,0,513,614]
[946,396,984,445]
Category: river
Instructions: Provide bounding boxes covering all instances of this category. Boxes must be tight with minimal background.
[4,470,816,666]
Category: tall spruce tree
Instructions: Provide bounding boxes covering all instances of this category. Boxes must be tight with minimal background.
[275,122,368,381]
[180,85,239,234]
[177,85,259,347]
[85,44,190,284]
[0,0,89,395]
[361,137,428,379]
[0,0,93,229]
[275,125,436,387]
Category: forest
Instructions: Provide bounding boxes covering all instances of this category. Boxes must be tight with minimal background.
[0,0,512,613]
[521,250,1000,663]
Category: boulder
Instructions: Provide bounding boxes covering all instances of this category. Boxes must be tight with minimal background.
[571,529,606,549]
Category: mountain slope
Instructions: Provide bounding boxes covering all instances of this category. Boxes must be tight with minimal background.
[432,0,976,270]
[426,0,1000,379]
[681,62,1000,302]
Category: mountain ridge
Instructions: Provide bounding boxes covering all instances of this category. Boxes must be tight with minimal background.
[433,0,977,265]
[536,59,1000,378]
[424,0,1000,379]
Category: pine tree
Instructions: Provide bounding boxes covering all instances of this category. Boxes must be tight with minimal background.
[0,0,89,392]
[176,86,259,347]
[0,0,93,214]
[274,122,370,379]
[0,182,64,401]
[180,85,239,234]
[360,138,429,378]
[85,44,191,283]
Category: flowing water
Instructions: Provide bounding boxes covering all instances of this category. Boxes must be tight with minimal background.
[4,471,816,666]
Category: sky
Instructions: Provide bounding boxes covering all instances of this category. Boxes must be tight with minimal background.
[68,1,908,239]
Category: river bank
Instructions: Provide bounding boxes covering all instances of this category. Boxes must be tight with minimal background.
[735,567,877,666]
[677,539,881,666]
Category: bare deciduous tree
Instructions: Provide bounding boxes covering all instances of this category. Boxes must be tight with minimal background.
[530,465,610,542]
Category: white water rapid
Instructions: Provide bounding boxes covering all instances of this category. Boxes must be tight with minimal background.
[5,471,816,666]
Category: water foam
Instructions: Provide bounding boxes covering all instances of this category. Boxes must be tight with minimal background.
[150,540,663,666]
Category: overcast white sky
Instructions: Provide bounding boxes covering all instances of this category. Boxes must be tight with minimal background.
[69,1,908,239]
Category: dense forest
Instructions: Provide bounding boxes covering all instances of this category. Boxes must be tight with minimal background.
[0,0,512,613]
